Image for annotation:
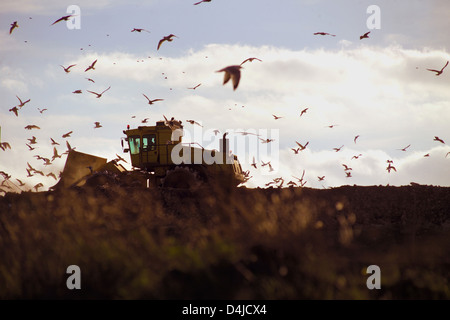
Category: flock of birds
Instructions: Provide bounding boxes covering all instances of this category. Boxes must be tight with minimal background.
[1,3,449,194]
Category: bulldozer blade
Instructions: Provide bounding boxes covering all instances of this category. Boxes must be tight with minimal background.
[51,150,108,189]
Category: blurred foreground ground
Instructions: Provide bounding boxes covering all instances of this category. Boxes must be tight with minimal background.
[0,180,449,299]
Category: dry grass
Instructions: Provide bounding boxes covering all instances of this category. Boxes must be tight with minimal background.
[0,178,449,299]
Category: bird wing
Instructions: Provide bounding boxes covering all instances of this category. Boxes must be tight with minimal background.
[228,68,241,90]
[441,61,449,72]
[222,70,231,85]
[157,39,165,50]
[101,86,111,94]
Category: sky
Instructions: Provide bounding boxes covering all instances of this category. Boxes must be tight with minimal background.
[1,0,450,193]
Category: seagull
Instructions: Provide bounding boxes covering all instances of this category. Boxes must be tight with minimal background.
[186,120,203,127]
[240,57,262,65]
[424,153,430,157]
[50,138,59,146]
[427,61,449,76]
[28,136,37,144]
[10,21,19,34]
[16,179,25,187]
[318,176,325,181]
[272,114,283,120]
[38,108,48,114]
[188,83,202,90]
[313,32,336,37]
[345,171,352,178]
[46,172,58,180]
[216,65,242,90]
[446,152,450,158]
[193,0,211,5]
[16,95,31,108]
[0,142,11,151]
[213,129,220,136]
[24,125,40,130]
[295,141,309,150]
[157,34,178,50]
[434,136,445,144]
[94,122,102,128]
[52,147,62,161]
[72,90,82,94]
[333,145,344,152]
[9,106,19,117]
[143,94,164,105]
[251,156,257,169]
[86,78,95,83]
[342,164,352,171]
[33,183,44,192]
[65,140,75,153]
[131,28,150,33]
[62,131,73,138]
[51,15,76,25]
[268,163,274,172]
[291,148,300,154]
[259,138,275,144]
[163,115,182,130]
[60,64,76,73]
[236,131,259,136]
[351,154,363,160]
[141,118,150,123]
[386,164,397,173]
[85,59,97,72]
[300,108,308,117]
[360,31,370,40]
[354,135,360,143]
[87,86,111,98]
[398,144,411,151]
[26,143,35,151]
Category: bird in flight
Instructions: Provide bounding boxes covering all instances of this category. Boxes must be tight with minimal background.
[51,15,76,25]
[143,94,164,105]
[427,61,448,76]
[345,171,352,178]
[333,145,344,152]
[38,108,47,114]
[251,156,257,169]
[398,144,411,151]
[24,125,40,130]
[86,78,95,83]
[434,136,445,144]
[240,57,262,65]
[386,163,397,173]
[295,141,309,150]
[10,21,19,34]
[360,31,370,40]
[9,106,19,117]
[313,32,336,37]
[300,108,308,117]
[354,135,360,144]
[28,136,37,144]
[16,95,31,108]
[87,86,111,98]
[0,142,11,151]
[186,120,203,127]
[62,131,73,138]
[217,65,242,90]
[141,118,149,123]
[193,0,211,5]
[72,90,82,94]
[259,138,275,144]
[318,176,325,181]
[291,148,300,154]
[342,164,352,171]
[157,34,178,50]
[85,59,97,72]
[188,83,202,90]
[52,147,62,161]
[33,183,44,192]
[114,154,128,164]
[272,114,283,120]
[131,28,150,33]
[351,154,363,160]
[94,122,102,128]
[325,124,339,128]
[50,138,59,145]
[60,64,76,73]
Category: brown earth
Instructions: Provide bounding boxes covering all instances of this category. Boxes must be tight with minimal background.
[0,179,449,299]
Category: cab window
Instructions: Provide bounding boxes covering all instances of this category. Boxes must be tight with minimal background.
[129,135,141,154]
[142,134,156,151]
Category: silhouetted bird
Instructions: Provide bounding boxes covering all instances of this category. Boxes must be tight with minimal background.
[157,34,178,50]
[51,15,75,25]
[427,61,448,76]
[314,32,336,37]
[10,21,19,34]
[360,31,370,40]
[216,65,242,90]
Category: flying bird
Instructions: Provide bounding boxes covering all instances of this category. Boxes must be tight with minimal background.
[360,31,370,40]
[65,141,75,153]
[62,131,73,138]
[33,183,44,192]
[386,164,397,173]
[0,142,11,151]
[272,114,283,120]
[354,135,360,143]
[325,124,339,128]
[143,94,164,105]
[240,57,262,65]
[51,15,76,25]
[131,28,150,33]
[94,122,102,128]
[52,147,62,161]
[10,21,19,34]
[141,118,150,123]
[333,145,344,152]
[16,95,31,108]
[193,0,211,5]
[87,86,111,98]
[26,143,35,151]
[251,156,257,169]
[27,136,37,144]
[259,138,275,144]
[314,32,336,37]
[398,144,411,151]
[188,83,202,90]
[50,138,59,145]
[300,108,308,117]
[72,90,82,94]
[9,106,19,117]
[24,125,40,130]
[291,148,300,154]
[85,59,97,72]
[433,136,445,144]
[60,64,76,73]
[38,108,48,114]
[295,141,309,150]
[46,172,58,180]
[86,78,95,83]
[427,61,449,76]
[351,154,363,160]
[216,65,242,90]
[345,171,352,178]
[16,179,25,187]
[186,120,203,127]
[342,164,352,171]
[157,34,178,50]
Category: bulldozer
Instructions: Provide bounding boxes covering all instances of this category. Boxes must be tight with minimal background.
[51,119,247,191]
